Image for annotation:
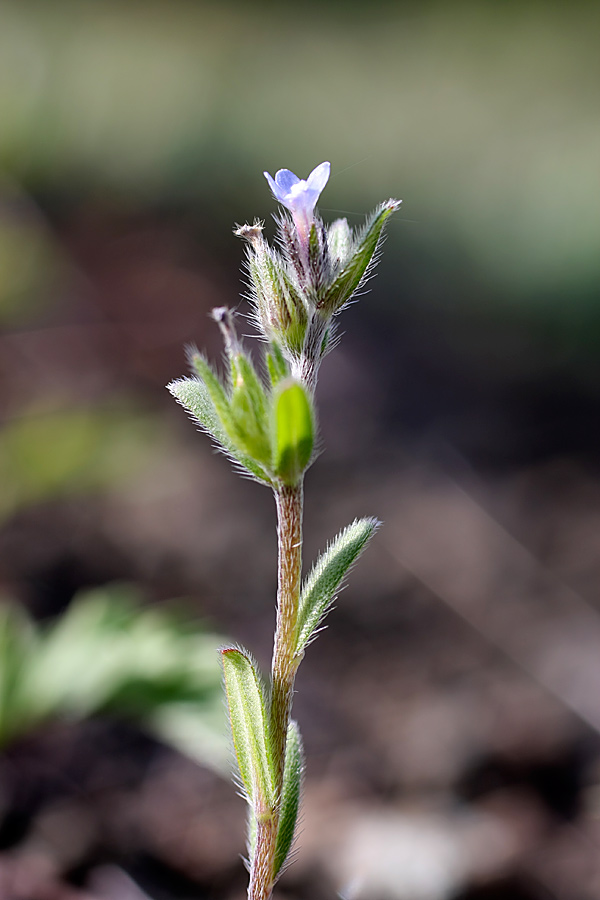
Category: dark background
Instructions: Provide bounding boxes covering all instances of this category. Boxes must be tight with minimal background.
[1,1,600,898]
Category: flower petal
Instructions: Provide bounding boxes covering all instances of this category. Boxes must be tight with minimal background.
[306,161,330,195]
[274,169,301,193]
[264,171,281,199]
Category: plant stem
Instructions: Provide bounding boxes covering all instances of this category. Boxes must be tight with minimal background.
[271,482,303,785]
[248,811,277,900]
[248,481,304,900]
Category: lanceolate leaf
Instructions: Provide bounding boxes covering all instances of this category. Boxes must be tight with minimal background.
[319,200,401,315]
[189,353,237,435]
[167,377,271,484]
[295,518,380,655]
[167,376,229,447]
[273,720,304,878]
[230,353,272,465]
[221,648,276,811]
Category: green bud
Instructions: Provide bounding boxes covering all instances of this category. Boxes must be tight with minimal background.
[273,380,314,486]
[237,224,307,351]
[327,217,353,266]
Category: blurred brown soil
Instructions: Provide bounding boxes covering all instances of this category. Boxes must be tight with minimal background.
[1,209,600,900]
[2,455,600,900]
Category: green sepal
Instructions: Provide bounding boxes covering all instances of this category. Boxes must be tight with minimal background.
[230,353,272,466]
[295,517,380,655]
[266,341,289,387]
[273,720,304,878]
[320,199,401,315]
[273,380,315,486]
[221,647,276,811]
[308,222,320,272]
[167,376,271,484]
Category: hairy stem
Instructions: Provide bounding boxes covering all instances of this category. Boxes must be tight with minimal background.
[248,812,277,900]
[248,482,303,900]
[271,482,303,785]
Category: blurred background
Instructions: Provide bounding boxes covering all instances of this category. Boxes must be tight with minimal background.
[1,1,600,898]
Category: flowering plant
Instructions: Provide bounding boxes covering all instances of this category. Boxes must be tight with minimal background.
[169,163,399,900]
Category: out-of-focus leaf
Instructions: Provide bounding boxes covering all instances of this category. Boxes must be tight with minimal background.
[0,407,158,522]
[0,586,228,772]
[0,603,38,743]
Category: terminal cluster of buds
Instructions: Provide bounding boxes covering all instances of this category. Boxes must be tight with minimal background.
[168,164,400,900]
[239,163,400,389]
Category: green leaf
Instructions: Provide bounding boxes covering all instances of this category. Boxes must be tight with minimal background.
[221,648,276,810]
[168,375,230,447]
[167,375,271,484]
[0,586,228,772]
[273,380,314,486]
[295,517,380,655]
[188,352,237,432]
[0,406,158,524]
[273,720,304,878]
[230,353,272,466]
[320,199,401,314]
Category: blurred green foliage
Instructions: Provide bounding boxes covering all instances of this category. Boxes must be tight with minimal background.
[0,406,160,523]
[0,0,598,558]
[0,0,598,305]
[0,584,228,771]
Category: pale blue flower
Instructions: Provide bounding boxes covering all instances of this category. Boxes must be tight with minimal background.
[264,162,330,244]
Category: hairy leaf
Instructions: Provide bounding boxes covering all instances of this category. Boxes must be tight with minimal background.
[167,376,271,484]
[0,587,228,771]
[273,720,304,878]
[230,353,272,465]
[295,517,380,655]
[320,199,401,314]
[188,353,236,430]
[221,648,276,810]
